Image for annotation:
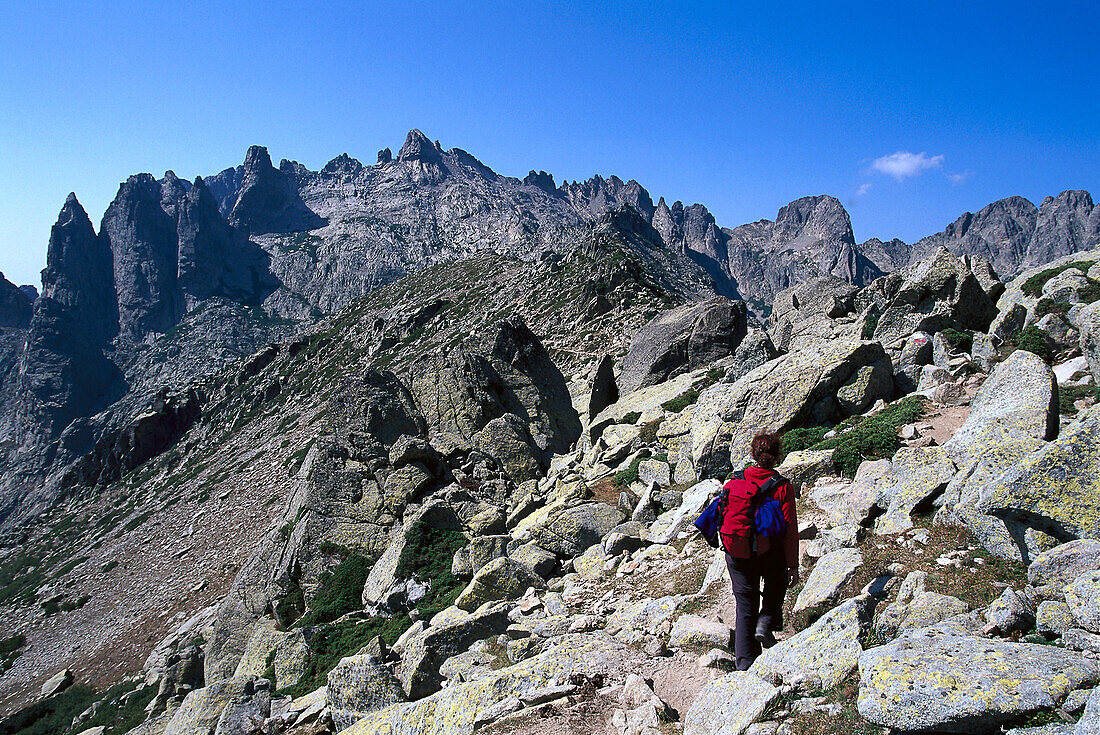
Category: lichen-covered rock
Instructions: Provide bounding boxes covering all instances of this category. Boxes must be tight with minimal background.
[232,617,282,679]
[857,632,1100,733]
[985,588,1037,636]
[638,459,670,487]
[397,600,512,699]
[1076,687,1100,735]
[164,677,269,735]
[508,543,557,580]
[272,628,311,690]
[683,671,779,735]
[1079,301,1100,383]
[937,437,1048,561]
[1037,601,1075,637]
[473,413,542,482]
[327,654,405,731]
[618,297,747,393]
[668,615,733,651]
[979,405,1100,543]
[1066,571,1100,633]
[944,350,1058,465]
[1029,540,1100,588]
[528,502,625,557]
[689,340,894,477]
[343,634,640,735]
[873,446,956,535]
[608,596,685,640]
[751,595,871,690]
[874,571,969,638]
[776,450,836,493]
[768,276,860,353]
[454,557,545,612]
[452,535,511,579]
[793,548,862,616]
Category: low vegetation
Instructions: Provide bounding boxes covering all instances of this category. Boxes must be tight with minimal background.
[1012,325,1052,363]
[782,396,928,477]
[939,327,973,353]
[1059,384,1100,415]
[661,389,699,413]
[1021,261,1092,297]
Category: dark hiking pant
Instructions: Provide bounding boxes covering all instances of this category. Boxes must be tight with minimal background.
[725,548,788,670]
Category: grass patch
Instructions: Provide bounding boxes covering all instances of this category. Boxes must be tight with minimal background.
[1035,298,1072,318]
[614,455,645,490]
[1021,261,1092,297]
[1,684,99,735]
[73,682,157,735]
[661,389,699,413]
[619,411,641,425]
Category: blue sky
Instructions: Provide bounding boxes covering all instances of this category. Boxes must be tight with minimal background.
[0,1,1096,287]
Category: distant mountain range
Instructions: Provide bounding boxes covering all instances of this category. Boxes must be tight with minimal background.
[0,128,1097,527]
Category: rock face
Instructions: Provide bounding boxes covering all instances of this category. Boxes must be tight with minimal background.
[752,595,871,689]
[0,272,33,329]
[979,405,1100,543]
[327,654,405,731]
[689,340,894,476]
[909,192,1100,279]
[618,297,747,393]
[410,318,581,460]
[857,633,1099,733]
[768,276,860,352]
[228,145,324,235]
[870,248,998,346]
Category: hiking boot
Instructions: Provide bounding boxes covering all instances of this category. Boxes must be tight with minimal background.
[755,625,778,649]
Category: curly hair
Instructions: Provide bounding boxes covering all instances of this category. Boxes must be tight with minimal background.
[751,432,782,469]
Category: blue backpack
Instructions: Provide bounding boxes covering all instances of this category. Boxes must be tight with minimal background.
[694,471,787,548]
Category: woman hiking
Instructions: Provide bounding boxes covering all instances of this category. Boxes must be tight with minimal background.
[720,432,800,671]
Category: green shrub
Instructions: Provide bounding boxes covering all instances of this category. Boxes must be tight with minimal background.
[1059,384,1100,415]
[861,307,881,340]
[1079,281,1100,304]
[780,426,829,459]
[1034,298,1071,318]
[296,553,375,628]
[0,633,23,676]
[619,411,641,425]
[661,389,699,413]
[614,455,645,490]
[1013,325,1052,363]
[73,682,157,735]
[1021,261,1092,297]
[1,684,99,735]
[793,396,927,477]
[939,327,973,353]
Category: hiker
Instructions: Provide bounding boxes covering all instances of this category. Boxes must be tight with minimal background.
[721,432,799,671]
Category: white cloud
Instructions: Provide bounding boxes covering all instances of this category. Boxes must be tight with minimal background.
[947,169,975,186]
[856,182,872,197]
[871,151,945,180]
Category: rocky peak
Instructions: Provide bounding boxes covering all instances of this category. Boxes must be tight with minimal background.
[523,170,557,194]
[1024,190,1100,269]
[377,147,393,164]
[18,285,38,302]
[100,174,183,340]
[41,193,117,344]
[772,195,856,247]
[228,145,324,236]
[321,153,365,177]
[176,178,234,304]
[0,271,32,329]
[158,171,190,220]
[397,129,444,164]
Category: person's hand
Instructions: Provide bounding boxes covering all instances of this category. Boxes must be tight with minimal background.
[788,567,800,586]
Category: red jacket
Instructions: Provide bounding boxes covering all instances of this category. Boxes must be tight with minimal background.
[719,465,799,566]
